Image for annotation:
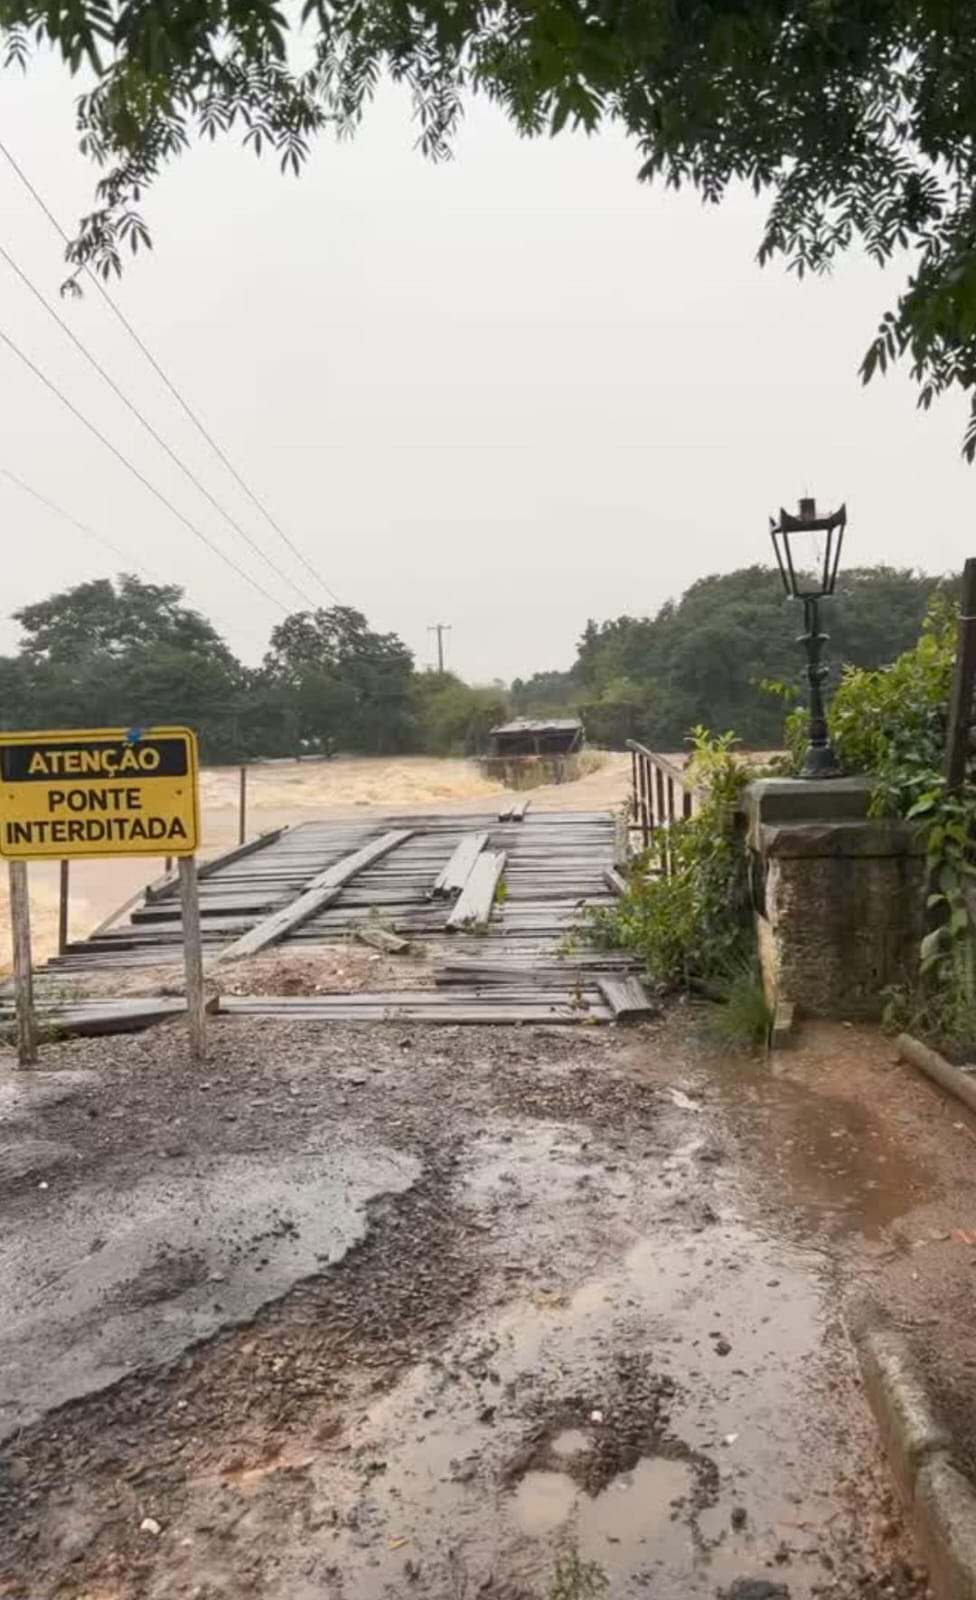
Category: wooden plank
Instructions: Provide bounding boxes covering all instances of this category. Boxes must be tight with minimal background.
[0,996,217,1038]
[446,850,506,932]
[222,987,602,1006]
[497,803,513,822]
[436,968,633,988]
[354,926,410,955]
[216,830,413,962]
[219,996,612,1024]
[613,810,629,867]
[511,798,530,822]
[432,832,489,898]
[144,827,287,903]
[597,974,656,1020]
[604,866,629,896]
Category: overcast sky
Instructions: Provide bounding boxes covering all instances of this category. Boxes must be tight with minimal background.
[0,49,972,683]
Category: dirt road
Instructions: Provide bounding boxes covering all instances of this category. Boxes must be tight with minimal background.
[0,1013,933,1600]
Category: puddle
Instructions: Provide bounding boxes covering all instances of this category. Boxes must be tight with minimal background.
[514,1469,577,1532]
[581,1456,694,1547]
[714,1054,931,1240]
[513,1455,693,1554]
[320,1119,856,1599]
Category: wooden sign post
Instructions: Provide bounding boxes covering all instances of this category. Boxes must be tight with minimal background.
[178,856,206,1060]
[0,726,204,1065]
[8,860,37,1067]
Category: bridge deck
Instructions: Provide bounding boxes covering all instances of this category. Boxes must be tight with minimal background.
[40,809,649,1025]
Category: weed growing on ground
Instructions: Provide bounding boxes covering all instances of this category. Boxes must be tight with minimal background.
[703,958,773,1051]
[546,1546,609,1600]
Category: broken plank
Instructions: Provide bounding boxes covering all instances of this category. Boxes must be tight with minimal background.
[0,995,219,1040]
[596,974,657,1020]
[432,831,489,898]
[354,925,410,955]
[216,830,412,963]
[446,850,506,932]
[603,866,629,897]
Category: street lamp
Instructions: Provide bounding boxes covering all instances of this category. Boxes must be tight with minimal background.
[769,496,847,780]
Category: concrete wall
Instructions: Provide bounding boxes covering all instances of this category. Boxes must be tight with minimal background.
[744,781,926,1021]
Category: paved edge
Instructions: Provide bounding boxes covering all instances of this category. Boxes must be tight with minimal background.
[895,1032,976,1120]
[856,1327,976,1600]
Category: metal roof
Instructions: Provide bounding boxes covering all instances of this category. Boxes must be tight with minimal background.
[489,718,582,736]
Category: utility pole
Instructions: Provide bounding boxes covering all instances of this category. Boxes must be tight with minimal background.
[428,622,451,673]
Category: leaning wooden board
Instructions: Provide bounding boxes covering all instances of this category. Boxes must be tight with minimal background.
[0,996,218,1039]
[431,831,489,897]
[216,830,413,962]
[597,975,656,1019]
[446,850,506,931]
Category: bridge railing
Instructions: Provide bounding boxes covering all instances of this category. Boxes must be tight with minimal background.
[625,741,697,866]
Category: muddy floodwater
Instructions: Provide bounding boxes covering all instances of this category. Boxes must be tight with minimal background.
[0,752,628,968]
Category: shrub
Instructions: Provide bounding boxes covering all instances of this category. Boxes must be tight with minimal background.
[588,728,754,991]
[781,597,975,1056]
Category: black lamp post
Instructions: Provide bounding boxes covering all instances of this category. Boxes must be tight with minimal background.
[769,496,847,780]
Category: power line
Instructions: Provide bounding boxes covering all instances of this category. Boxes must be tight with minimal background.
[0,464,157,580]
[0,136,344,608]
[0,236,314,611]
[0,319,290,613]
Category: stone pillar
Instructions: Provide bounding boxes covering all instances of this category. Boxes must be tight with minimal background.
[743,779,927,1021]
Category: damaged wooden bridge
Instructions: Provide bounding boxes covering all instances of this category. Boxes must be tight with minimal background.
[34,807,652,1028]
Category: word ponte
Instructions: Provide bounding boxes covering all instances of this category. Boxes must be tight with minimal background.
[0,728,200,859]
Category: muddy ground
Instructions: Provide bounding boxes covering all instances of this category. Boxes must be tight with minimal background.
[0,1012,961,1600]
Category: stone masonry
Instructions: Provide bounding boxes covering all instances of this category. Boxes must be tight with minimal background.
[744,780,926,1021]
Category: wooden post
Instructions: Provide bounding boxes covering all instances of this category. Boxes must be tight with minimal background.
[8,861,36,1067]
[178,856,207,1060]
[238,764,247,846]
[57,859,69,955]
[945,557,976,792]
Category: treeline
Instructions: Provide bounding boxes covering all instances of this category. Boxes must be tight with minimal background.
[513,565,951,749]
[0,566,950,762]
[0,577,507,762]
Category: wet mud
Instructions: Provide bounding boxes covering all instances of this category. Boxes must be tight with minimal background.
[0,1016,930,1599]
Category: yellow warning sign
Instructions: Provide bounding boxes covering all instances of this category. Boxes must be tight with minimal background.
[0,727,199,859]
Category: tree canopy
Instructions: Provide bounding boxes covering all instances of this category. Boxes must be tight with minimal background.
[6,0,976,447]
[0,576,503,760]
[517,565,951,749]
[0,566,953,761]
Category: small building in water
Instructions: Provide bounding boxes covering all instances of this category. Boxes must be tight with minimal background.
[482,717,585,788]
[488,718,584,758]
